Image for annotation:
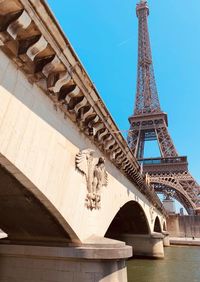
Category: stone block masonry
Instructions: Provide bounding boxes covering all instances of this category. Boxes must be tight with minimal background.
[0,243,131,282]
[167,215,200,238]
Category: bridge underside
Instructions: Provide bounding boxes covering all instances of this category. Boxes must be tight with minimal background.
[105,201,164,258]
[0,164,72,245]
[105,201,150,240]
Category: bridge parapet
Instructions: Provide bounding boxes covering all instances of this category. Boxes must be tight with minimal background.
[0,0,164,212]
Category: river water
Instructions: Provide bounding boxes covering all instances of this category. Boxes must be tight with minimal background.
[127,246,200,282]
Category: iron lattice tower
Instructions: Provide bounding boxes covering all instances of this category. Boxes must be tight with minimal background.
[128,0,200,214]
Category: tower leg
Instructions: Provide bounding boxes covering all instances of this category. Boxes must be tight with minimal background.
[156,126,178,157]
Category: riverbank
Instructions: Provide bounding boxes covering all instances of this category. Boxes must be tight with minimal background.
[170,237,200,246]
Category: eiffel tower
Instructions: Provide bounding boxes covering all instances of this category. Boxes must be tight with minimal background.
[127,0,200,215]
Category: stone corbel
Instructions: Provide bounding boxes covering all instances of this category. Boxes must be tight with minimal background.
[115,151,124,164]
[88,115,100,131]
[118,156,127,167]
[92,122,104,137]
[103,134,112,146]
[104,138,115,151]
[7,10,31,39]
[73,97,88,115]
[109,143,119,160]
[48,71,71,94]
[0,0,22,14]
[97,128,108,142]
[26,35,48,61]
[65,85,82,104]
[42,55,65,77]
[124,164,133,174]
[122,159,130,170]
[114,147,122,156]
[81,107,94,123]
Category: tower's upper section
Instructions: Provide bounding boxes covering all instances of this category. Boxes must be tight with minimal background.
[134,0,161,115]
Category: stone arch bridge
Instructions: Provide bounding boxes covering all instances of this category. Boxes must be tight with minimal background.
[0,1,167,281]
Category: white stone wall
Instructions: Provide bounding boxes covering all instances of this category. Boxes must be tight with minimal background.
[0,50,164,241]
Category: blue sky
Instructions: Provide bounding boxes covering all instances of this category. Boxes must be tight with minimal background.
[46,0,200,187]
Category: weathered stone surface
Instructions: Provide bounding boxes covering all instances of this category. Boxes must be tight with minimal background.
[0,0,166,213]
[167,214,200,238]
[0,1,169,282]
[0,49,166,243]
[0,244,129,282]
[121,233,164,258]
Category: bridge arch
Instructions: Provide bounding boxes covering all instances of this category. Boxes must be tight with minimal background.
[153,216,162,233]
[0,156,80,244]
[105,200,150,240]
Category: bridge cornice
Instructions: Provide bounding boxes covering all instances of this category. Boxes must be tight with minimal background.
[0,0,165,213]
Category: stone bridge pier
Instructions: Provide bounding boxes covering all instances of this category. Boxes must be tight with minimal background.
[105,201,165,259]
[0,207,165,282]
[0,242,131,282]
[0,156,165,282]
